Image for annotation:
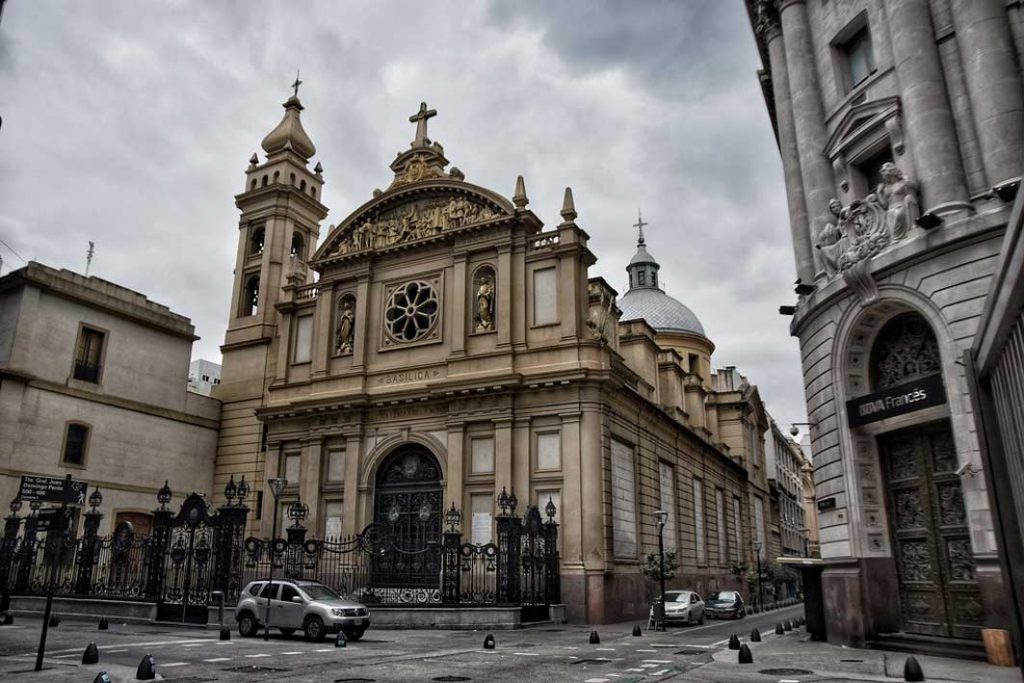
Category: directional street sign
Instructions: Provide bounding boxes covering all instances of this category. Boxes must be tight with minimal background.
[18,475,88,505]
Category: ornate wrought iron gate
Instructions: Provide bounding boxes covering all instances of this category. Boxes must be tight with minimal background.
[880,423,984,639]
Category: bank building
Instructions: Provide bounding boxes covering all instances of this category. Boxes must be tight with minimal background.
[213,93,792,624]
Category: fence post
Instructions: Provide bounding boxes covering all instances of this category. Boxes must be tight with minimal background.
[15,508,41,593]
[74,503,103,595]
[543,497,561,605]
[495,488,522,605]
[144,482,174,601]
[213,476,250,604]
[0,501,23,611]
[441,503,462,605]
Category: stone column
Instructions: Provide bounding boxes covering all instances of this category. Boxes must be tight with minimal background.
[560,413,584,568]
[261,443,282,537]
[451,254,468,357]
[577,409,604,572]
[762,15,814,284]
[950,0,1024,189]
[352,277,371,370]
[342,431,362,536]
[885,0,970,214]
[778,0,835,278]
[299,437,323,534]
[311,291,331,378]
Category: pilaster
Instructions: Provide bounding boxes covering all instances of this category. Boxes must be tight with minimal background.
[497,245,513,348]
[446,423,465,509]
[299,437,323,532]
[494,417,514,501]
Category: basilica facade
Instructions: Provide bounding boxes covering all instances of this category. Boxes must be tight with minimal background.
[213,95,796,623]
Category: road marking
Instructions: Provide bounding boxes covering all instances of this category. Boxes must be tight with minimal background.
[162,662,189,668]
[313,648,334,652]
[52,654,78,659]
[182,643,206,647]
[280,651,303,655]
[512,652,539,656]
[650,643,676,648]
[635,648,657,652]
[27,638,214,656]
[584,679,610,683]
[642,659,672,663]
[105,649,127,654]
[651,669,670,675]
[595,647,616,651]
[640,663,659,668]
[203,657,231,662]
[216,640,237,645]
[245,653,272,658]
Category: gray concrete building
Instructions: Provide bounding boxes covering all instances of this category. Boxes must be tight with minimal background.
[0,262,220,535]
[747,0,1023,653]
[764,418,808,560]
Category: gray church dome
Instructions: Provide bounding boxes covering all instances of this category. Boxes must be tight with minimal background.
[617,213,707,337]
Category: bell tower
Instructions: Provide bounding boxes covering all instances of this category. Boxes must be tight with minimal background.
[214,84,329,522]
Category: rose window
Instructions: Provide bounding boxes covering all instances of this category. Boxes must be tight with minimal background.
[385,280,439,342]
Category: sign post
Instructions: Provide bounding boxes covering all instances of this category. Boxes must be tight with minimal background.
[18,474,86,672]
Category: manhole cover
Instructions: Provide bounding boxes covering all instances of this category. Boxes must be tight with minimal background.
[571,658,612,665]
[759,669,814,675]
[674,649,706,655]
[432,678,472,682]
[225,665,289,673]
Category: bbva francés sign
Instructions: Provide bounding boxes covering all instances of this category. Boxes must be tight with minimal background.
[846,373,946,428]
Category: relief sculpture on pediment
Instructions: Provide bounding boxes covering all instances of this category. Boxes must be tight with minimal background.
[334,196,498,256]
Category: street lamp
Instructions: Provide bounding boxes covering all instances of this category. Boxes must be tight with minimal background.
[264,477,287,641]
[654,510,669,631]
[752,540,763,612]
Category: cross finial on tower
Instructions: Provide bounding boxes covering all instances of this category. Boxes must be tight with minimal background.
[633,209,648,245]
[291,70,303,98]
[409,102,437,148]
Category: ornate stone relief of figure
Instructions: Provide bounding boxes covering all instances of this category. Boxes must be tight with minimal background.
[473,268,496,332]
[333,197,497,256]
[817,198,846,279]
[876,162,919,242]
[335,296,355,354]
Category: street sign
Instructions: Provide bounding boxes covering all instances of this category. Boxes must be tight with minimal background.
[34,509,63,532]
[18,475,87,505]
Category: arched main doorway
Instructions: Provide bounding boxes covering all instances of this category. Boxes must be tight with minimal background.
[872,313,982,639]
[373,444,443,553]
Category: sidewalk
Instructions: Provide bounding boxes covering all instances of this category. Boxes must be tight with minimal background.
[694,633,1023,683]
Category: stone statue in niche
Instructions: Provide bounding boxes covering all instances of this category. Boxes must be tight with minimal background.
[876,162,919,242]
[473,268,495,332]
[335,296,355,354]
[817,198,848,279]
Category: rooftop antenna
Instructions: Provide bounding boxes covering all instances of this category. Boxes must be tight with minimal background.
[85,241,95,276]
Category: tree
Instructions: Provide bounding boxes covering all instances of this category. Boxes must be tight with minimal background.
[642,549,678,582]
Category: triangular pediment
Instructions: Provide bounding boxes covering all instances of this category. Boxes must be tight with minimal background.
[312,180,515,264]
[825,96,901,159]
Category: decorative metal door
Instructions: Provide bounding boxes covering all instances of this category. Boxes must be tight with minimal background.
[880,423,984,639]
[371,446,442,594]
[159,494,218,623]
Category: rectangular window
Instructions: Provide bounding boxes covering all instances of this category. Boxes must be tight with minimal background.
[841,23,875,89]
[856,146,894,192]
[470,437,495,474]
[326,449,345,482]
[293,315,313,364]
[693,478,706,564]
[284,453,301,484]
[610,438,638,559]
[73,327,105,383]
[715,488,727,564]
[536,432,561,470]
[638,270,646,286]
[63,423,89,466]
[470,494,492,545]
[732,496,743,563]
[688,353,700,380]
[658,462,678,551]
[532,267,557,325]
[324,501,343,538]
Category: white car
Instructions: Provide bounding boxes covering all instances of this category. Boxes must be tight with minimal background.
[660,590,705,626]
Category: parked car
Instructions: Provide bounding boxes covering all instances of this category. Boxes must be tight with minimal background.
[235,579,370,641]
[660,590,705,625]
[705,590,745,619]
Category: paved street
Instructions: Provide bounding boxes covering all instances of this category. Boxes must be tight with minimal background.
[0,606,806,682]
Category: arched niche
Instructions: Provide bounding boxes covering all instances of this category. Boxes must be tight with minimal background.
[471,264,496,334]
[334,292,356,355]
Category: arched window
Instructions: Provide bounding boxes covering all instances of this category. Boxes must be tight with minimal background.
[870,312,941,391]
[273,170,280,184]
[300,179,307,192]
[261,175,268,187]
[290,232,305,261]
[250,179,257,190]
[310,187,317,198]
[249,225,265,256]
[290,172,296,186]
[241,274,260,317]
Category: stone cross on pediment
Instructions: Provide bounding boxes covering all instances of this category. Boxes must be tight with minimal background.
[410,102,437,148]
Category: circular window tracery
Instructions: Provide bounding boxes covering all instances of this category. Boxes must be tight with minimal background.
[385,280,439,343]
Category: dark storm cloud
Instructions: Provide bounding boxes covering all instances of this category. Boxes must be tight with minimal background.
[0,0,807,427]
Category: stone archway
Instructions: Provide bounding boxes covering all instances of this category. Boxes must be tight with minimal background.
[372,443,444,552]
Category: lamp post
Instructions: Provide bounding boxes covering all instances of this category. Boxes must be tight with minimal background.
[654,510,669,631]
[264,477,287,641]
[752,540,763,612]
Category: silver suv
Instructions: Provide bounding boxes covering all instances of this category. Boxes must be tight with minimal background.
[235,579,370,641]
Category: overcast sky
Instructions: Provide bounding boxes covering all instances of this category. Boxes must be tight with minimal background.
[0,1,809,430]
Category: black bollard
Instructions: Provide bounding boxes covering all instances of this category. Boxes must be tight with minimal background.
[775,623,785,635]
[784,620,793,632]
[589,630,600,644]
[750,628,762,642]
[728,634,741,650]
[632,623,642,637]
[738,643,753,664]
[220,626,231,641]
[82,642,99,665]
[904,655,925,682]
[48,615,60,628]
[136,653,156,681]
[335,631,347,648]
[98,617,108,630]
[93,673,112,683]
[483,633,495,650]
[1,613,12,625]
